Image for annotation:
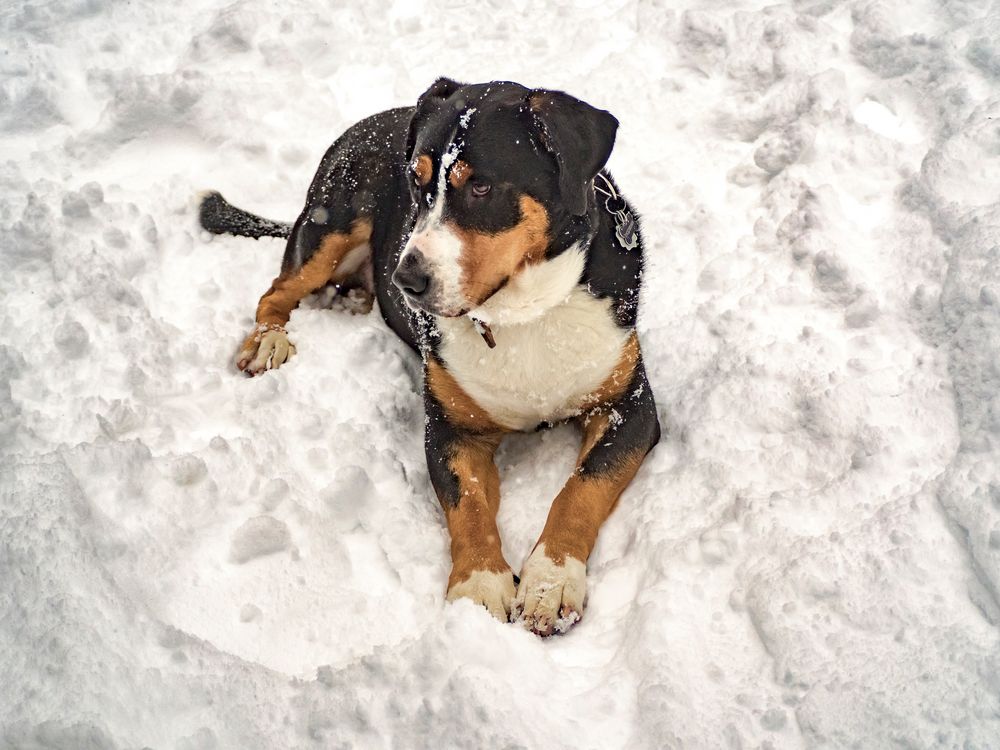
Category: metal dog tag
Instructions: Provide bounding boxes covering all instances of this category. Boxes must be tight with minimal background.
[615,210,638,251]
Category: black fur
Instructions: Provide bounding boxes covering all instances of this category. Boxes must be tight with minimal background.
[582,173,645,328]
[579,362,660,476]
[198,80,659,493]
[528,89,619,216]
[422,365,465,508]
[199,191,290,239]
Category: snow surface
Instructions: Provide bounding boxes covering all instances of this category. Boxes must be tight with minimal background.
[3,0,1000,747]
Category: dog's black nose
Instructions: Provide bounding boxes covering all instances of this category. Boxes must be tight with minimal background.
[392,251,431,297]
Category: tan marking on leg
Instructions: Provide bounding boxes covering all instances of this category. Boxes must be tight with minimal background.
[236,219,371,374]
[537,447,645,565]
[425,359,512,618]
[581,331,640,410]
[577,411,611,464]
[449,195,549,306]
[439,438,515,621]
[443,440,506,583]
[426,358,504,434]
[540,413,645,564]
[255,218,372,328]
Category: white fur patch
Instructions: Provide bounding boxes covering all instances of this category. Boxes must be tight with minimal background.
[512,543,587,635]
[399,143,466,315]
[438,247,629,431]
[446,569,516,622]
[469,242,586,326]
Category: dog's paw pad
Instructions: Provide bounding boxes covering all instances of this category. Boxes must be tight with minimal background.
[446,569,516,622]
[511,544,586,636]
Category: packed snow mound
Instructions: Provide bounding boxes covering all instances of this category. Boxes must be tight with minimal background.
[3,0,1000,748]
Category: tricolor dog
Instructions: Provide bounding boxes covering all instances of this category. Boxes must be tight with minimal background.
[199,79,660,636]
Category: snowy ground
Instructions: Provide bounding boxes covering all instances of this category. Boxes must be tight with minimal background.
[3,0,1000,747]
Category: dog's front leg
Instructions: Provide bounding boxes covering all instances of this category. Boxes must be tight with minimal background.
[424,359,514,621]
[514,359,661,636]
[435,434,516,621]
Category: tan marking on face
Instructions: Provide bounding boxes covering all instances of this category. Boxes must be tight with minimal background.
[441,439,510,589]
[426,358,506,434]
[449,195,550,306]
[536,446,646,565]
[580,332,640,409]
[413,154,433,187]
[448,159,473,190]
[255,218,372,328]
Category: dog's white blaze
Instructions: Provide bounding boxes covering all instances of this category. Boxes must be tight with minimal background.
[438,247,629,431]
[399,143,466,313]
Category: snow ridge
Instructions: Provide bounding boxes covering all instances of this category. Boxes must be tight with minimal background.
[2,1,1000,748]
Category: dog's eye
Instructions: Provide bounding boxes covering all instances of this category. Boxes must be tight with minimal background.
[470,182,491,198]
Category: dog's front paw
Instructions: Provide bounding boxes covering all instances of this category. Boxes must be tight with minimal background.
[512,544,586,636]
[236,325,296,375]
[446,568,516,622]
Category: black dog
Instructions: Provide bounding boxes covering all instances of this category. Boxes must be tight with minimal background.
[200,79,659,635]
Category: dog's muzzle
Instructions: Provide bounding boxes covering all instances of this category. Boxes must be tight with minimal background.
[391,250,431,300]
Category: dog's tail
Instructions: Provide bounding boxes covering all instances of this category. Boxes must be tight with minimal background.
[198,190,292,240]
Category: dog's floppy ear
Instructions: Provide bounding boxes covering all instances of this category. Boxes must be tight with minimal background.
[406,77,466,160]
[527,90,619,216]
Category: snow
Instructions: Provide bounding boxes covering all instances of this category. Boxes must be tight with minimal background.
[229,515,293,564]
[2,0,1000,747]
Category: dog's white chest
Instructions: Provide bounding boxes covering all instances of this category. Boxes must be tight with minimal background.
[437,287,629,431]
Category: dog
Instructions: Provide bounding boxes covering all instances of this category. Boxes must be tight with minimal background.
[199,78,660,636]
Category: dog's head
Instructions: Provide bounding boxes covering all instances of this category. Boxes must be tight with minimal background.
[392,79,618,319]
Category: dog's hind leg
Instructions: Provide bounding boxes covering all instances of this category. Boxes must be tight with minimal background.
[198,191,292,239]
[237,205,373,375]
[224,107,409,374]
